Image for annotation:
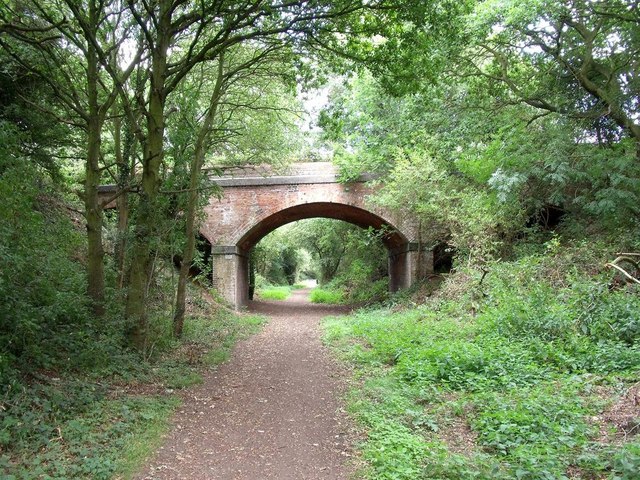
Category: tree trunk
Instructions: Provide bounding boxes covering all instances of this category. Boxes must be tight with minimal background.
[173,51,226,338]
[85,1,105,316]
[113,109,136,289]
[248,249,256,301]
[85,119,105,316]
[125,0,171,350]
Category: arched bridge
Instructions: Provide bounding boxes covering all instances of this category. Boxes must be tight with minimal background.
[99,162,433,309]
[202,162,433,308]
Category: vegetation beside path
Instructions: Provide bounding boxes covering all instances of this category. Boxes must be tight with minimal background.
[256,285,293,301]
[323,242,640,480]
[1,290,264,480]
[310,287,346,305]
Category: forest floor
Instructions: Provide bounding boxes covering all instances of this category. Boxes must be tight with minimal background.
[135,289,355,480]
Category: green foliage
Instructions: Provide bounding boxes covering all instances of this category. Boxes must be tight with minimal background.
[0,163,99,380]
[613,443,640,480]
[328,253,389,303]
[323,244,640,479]
[0,49,74,180]
[472,385,593,464]
[253,219,389,303]
[340,373,506,480]
[0,377,178,480]
[323,76,531,259]
[323,33,640,256]
[257,286,292,301]
[464,0,640,145]
[0,285,265,479]
[253,228,304,286]
[292,219,389,302]
[310,287,346,304]
[292,219,354,284]
[361,420,429,480]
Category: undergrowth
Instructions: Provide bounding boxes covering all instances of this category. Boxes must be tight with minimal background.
[256,285,292,300]
[323,238,640,480]
[310,287,346,304]
[0,290,265,479]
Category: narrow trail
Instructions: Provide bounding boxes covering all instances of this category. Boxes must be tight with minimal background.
[137,289,354,480]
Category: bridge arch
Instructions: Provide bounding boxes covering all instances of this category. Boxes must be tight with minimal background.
[201,163,433,309]
[235,202,407,251]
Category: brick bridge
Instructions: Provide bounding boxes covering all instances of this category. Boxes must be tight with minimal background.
[100,162,433,309]
[201,162,432,308]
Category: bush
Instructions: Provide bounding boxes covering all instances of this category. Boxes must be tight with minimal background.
[323,243,640,479]
[0,164,96,382]
[256,286,291,300]
[310,287,345,304]
[329,257,389,304]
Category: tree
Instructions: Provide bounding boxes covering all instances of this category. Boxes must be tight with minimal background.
[110,0,391,349]
[0,45,72,179]
[3,0,396,349]
[320,0,640,258]
[253,228,303,286]
[460,0,639,150]
[172,43,301,337]
[0,0,141,316]
[291,219,350,284]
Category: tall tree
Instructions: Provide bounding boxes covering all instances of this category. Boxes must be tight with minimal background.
[172,43,300,337]
[172,51,227,338]
[107,0,387,349]
[461,0,640,151]
[0,0,141,315]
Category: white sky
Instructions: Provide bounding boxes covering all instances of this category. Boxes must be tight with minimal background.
[299,85,331,133]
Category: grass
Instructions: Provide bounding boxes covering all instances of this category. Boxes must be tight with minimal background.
[256,285,291,300]
[310,287,345,304]
[197,313,265,366]
[106,396,181,480]
[322,252,640,480]
[0,383,179,480]
[1,295,266,479]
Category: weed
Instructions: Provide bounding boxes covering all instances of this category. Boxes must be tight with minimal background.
[310,287,345,304]
[323,249,640,479]
[256,286,291,300]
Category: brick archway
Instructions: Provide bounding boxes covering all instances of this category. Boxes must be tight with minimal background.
[201,163,433,309]
[235,202,408,251]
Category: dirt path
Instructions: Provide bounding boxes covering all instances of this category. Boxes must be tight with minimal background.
[136,289,354,480]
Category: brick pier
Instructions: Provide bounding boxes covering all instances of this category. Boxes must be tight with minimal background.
[201,163,433,309]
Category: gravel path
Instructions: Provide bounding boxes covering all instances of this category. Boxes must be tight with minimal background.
[136,289,354,480]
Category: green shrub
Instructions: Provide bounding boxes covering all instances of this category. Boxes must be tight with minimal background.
[327,257,389,304]
[323,245,640,479]
[254,273,270,290]
[310,287,345,304]
[574,284,640,345]
[257,286,291,300]
[349,278,389,303]
[0,164,95,381]
[612,442,640,480]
